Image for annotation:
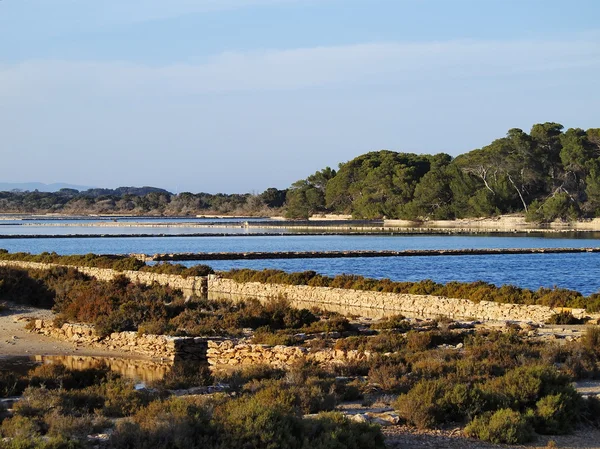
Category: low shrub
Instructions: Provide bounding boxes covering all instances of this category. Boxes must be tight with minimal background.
[393,379,447,429]
[372,314,412,331]
[252,328,302,346]
[110,397,215,449]
[368,362,409,393]
[546,311,583,325]
[464,408,534,444]
[534,393,580,434]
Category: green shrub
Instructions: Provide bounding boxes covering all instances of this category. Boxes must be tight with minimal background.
[216,392,305,449]
[99,377,157,417]
[546,311,583,325]
[367,362,408,393]
[534,393,580,434]
[393,379,447,429]
[464,408,534,444]
[582,326,600,354]
[110,397,215,449]
[1,415,42,439]
[252,328,302,346]
[372,314,411,331]
[303,412,385,449]
[480,365,577,412]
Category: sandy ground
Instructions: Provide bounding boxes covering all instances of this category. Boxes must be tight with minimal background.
[0,302,137,359]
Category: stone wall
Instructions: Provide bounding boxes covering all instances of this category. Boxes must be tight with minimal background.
[0,260,207,297]
[2,260,591,324]
[208,278,587,324]
[206,340,371,371]
[29,320,369,369]
[30,320,208,361]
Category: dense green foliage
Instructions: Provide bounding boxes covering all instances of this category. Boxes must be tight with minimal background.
[286,123,600,220]
[222,268,600,312]
[2,124,598,221]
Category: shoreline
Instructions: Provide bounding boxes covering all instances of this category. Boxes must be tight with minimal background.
[1,214,600,235]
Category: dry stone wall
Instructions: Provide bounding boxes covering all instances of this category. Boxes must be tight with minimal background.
[0,260,207,297]
[206,340,371,371]
[29,321,369,369]
[30,320,208,361]
[209,278,587,324]
[2,260,589,324]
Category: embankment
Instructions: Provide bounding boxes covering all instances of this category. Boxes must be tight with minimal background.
[0,260,207,297]
[1,260,592,324]
[208,278,586,324]
[150,247,600,261]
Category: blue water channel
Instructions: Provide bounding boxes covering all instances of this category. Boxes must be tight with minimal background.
[1,232,599,295]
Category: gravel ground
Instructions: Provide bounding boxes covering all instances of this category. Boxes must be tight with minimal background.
[383,425,600,449]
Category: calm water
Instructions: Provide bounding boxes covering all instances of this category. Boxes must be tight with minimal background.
[0,217,277,235]
[1,233,599,294]
[0,355,177,383]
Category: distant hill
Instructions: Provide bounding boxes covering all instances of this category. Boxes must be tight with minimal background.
[82,186,173,197]
[0,182,94,193]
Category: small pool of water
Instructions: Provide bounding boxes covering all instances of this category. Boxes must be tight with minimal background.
[0,355,175,383]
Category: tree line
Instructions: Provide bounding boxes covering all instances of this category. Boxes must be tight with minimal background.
[1,123,599,221]
[285,123,600,221]
[0,186,287,216]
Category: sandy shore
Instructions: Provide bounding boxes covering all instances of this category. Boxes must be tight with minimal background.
[0,302,140,359]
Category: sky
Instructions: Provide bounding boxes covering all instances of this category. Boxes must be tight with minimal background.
[1,0,599,194]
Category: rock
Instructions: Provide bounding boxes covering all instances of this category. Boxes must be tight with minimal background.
[349,414,369,423]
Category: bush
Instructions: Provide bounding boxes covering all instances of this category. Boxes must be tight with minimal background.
[367,362,408,393]
[372,314,412,331]
[581,326,600,354]
[110,397,215,449]
[252,328,302,346]
[546,311,583,325]
[535,393,579,434]
[393,379,447,429]
[464,408,534,444]
[303,412,385,449]
[480,365,578,412]
[215,392,305,449]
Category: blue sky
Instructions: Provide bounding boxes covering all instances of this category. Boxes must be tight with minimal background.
[1,0,599,193]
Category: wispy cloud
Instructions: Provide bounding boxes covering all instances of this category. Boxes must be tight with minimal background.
[1,34,599,99]
[1,33,598,191]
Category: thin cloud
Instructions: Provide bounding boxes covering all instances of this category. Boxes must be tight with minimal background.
[1,35,599,99]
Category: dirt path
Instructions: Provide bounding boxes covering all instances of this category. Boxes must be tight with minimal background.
[0,302,136,359]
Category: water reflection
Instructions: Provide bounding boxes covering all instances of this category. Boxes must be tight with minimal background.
[0,355,175,383]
